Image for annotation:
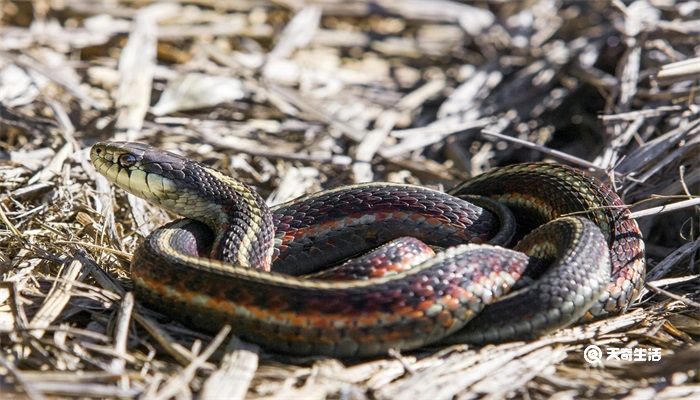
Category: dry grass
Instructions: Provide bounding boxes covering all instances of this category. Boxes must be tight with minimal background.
[1,1,699,399]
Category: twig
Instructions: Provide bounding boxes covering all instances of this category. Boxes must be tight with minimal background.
[109,292,134,376]
[599,105,688,122]
[646,239,700,282]
[645,283,700,309]
[152,326,232,400]
[201,337,259,400]
[0,353,45,400]
[627,198,700,219]
[480,127,608,172]
[29,258,87,340]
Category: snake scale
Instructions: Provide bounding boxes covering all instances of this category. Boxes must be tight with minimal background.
[90,141,645,357]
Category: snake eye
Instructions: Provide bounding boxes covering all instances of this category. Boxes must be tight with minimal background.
[118,154,137,168]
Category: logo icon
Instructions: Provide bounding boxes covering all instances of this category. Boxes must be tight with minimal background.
[583,345,603,365]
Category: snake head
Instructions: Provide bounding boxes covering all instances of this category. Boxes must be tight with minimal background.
[91,141,273,268]
[90,141,232,226]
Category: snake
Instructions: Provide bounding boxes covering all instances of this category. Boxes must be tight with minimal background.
[90,141,645,357]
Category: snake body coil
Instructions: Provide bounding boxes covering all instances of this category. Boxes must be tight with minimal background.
[91,142,645,357]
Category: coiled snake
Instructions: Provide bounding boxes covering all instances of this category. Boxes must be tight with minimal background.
[91,142,645,357]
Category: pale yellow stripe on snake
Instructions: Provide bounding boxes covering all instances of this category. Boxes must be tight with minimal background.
[204,167,267,268]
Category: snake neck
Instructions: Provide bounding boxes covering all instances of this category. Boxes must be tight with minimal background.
[210,211,275,271]
[193,166,275,271]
